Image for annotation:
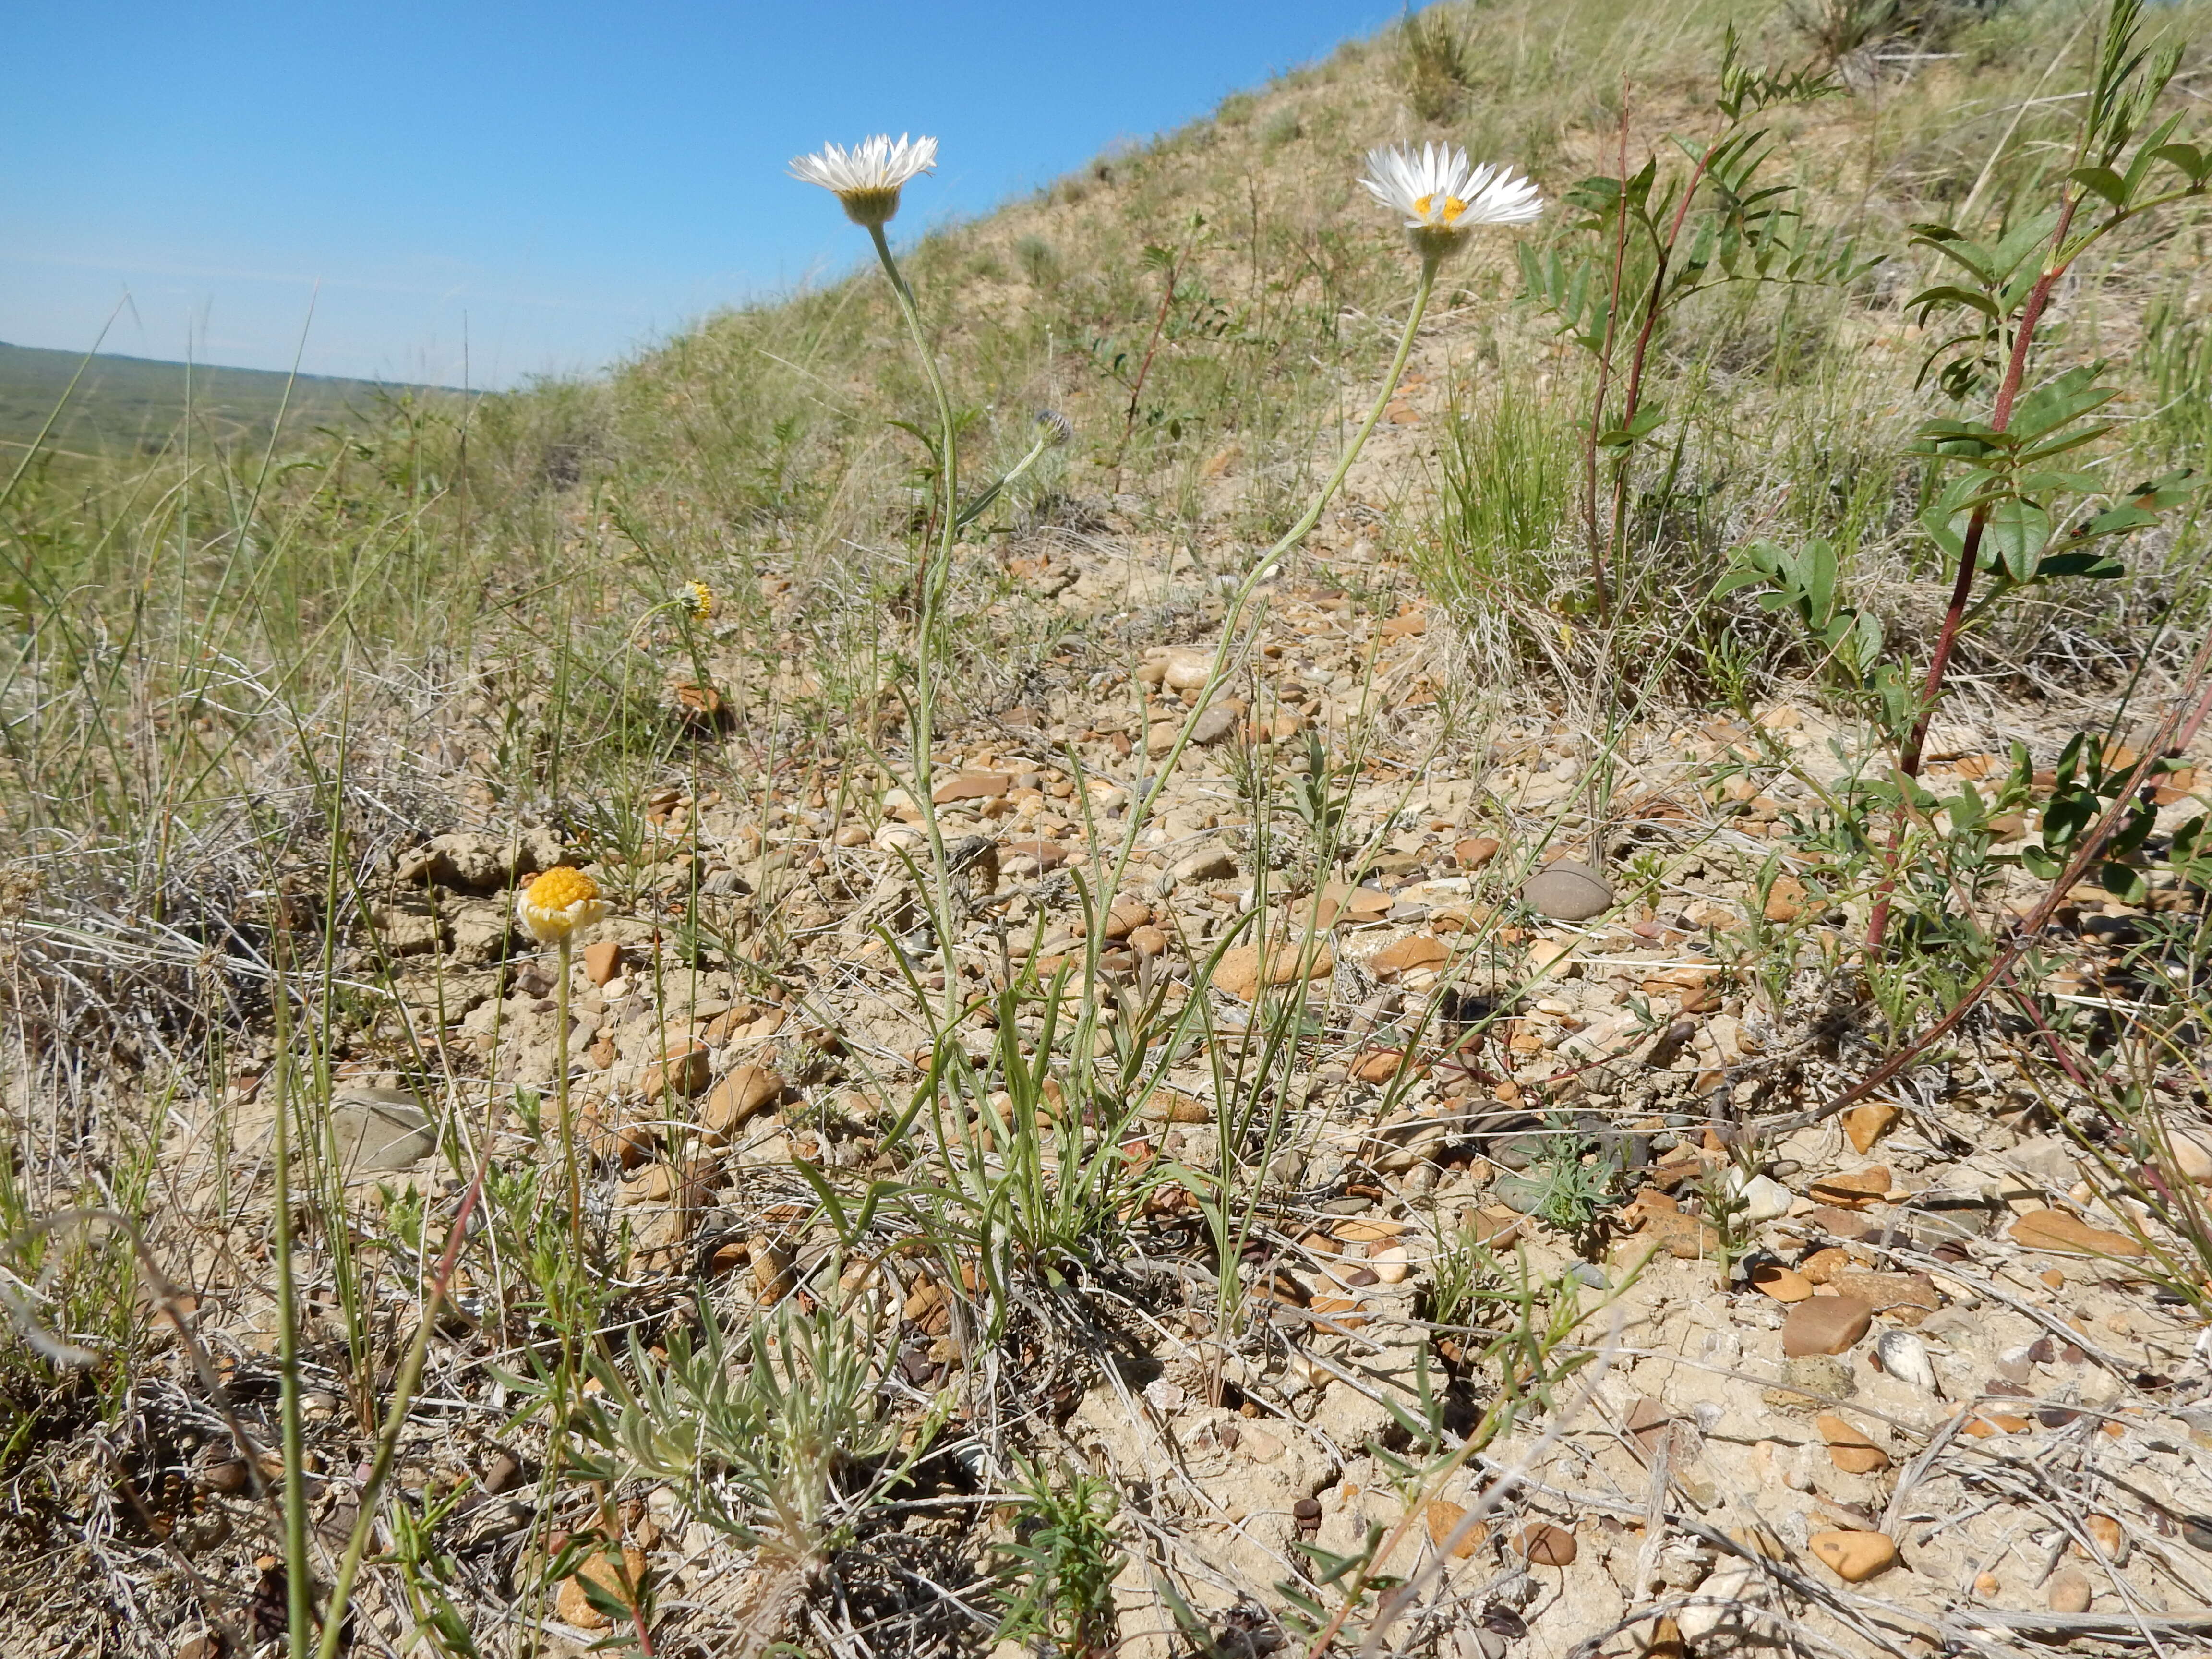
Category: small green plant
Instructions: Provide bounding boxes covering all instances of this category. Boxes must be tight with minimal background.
[1519,29,1856,622]
[1398,5,1474,122]
[557,1304,937,1565]
[992,1455,1124,1659]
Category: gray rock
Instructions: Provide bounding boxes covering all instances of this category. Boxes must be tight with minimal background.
[328,1090,437,1176]
[1188,705,1240,746]
[1520,860,1615,921]
[394,828,563,893]
[1172,843,1239,883]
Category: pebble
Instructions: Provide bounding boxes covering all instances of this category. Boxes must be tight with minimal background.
[1453,835,1500,870]
[1514,1523,1577,1566]
[2046,1567,2093,1613]
[1873,1330,1939,1393]
[1520,861,1614,922]
[1426,1499,1485,1558]
[1781,1296,1873,1357]
[556,1544,647,1630]
[2085,1514,2124,1556]
[1808,1529,1898,1582]
[1369,1243,1411,1283]
[1816,1414,1889,1473]
[2008,1210,2149,1257]
[581,940,624,986]
[1808,1166,1890,1207]
[1751,1263,1813,1302]
[1842,1101,1900,1154]
[1369,935,1449,980]
[701,1065,783,1141]
[2172,1133,2212,1183]
[642,1038,711,1103]
[1738,1174,1793,1223]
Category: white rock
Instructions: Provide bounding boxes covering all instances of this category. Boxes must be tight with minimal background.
[2171,1132,2212,1183]
[1738,1174,1794,1224]
[1874,1329,1939,1394]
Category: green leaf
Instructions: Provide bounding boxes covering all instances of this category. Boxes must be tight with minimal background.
[1908,284,2002,323]
[2033,550,2125,580]
[2068,164,2129,206]
[1984,497,2053,584]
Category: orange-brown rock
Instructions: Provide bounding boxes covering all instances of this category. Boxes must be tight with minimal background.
[1816,1415,1890,1474]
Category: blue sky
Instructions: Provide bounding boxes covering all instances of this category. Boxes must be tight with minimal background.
[5,1,1401,388]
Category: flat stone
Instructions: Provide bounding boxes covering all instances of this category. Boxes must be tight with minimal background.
[1842,1101,1901,1154]
[1830,1269,1940,1322]
[1172,844,1238,882]
[1809,1166,1891,1207]
[1215,941,1333,1000]
[1426,1499,1485,1558]
[1514,1523,1576,1566]
[580,940,624,986]
[2008,1210,2148,1257]
[1368,935,1449,981]
[932,771,1010,804]
[1189,706,1239,746]
[2046,1568,2092,1613]
[1520,861,1614,922]
[1816,1414,1890,1473]
[1751,1263,1813,1302]
[1004,838,1070,871]
[1808,1529,1897,1582]
[328,1090,436,1176]
[642,1038,711,1103]
[701,1064,784,1141]
[1782,1296,1873,1357]
[1351,1049,1407,1084]
[1452,835,1501,870]
[556,1544,646,1630]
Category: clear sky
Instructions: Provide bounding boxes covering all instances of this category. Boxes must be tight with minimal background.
[6,1,1402,389]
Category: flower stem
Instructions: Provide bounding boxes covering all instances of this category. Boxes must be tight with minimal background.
[869,223,968,1020]
[556,933,580,1254]
[1098,255,1440,917]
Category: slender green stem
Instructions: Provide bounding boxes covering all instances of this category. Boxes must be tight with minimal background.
[313,1166,490,1659]
[269,1004,313,1656]
[556,934,580,1253]
[1100,256,1440,911]
[868,222,967,1023]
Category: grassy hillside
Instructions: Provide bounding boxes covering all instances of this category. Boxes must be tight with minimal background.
[5,1,2212,1654]
[0,338,456,456]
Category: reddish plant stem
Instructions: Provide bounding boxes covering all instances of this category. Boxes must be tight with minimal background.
[1109,249,1184,491]
[1865,192,2084,949]
[1585,98,1633,624]
[1596,130,1723,625]
[1760,621,2212,1138]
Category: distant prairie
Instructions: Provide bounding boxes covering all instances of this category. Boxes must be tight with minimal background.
[0,338,463,457]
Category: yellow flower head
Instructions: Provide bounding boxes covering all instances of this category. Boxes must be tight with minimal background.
[687,580,717,621]
[516,865,606,944]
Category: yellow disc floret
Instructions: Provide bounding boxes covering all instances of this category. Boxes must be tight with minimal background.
[516,865,606,944]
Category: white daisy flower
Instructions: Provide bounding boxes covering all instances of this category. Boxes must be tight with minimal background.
[790,133,939,227]
[1359,143,1541,261]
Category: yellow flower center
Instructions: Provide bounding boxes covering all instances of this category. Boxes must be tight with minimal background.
[524,866,598,911]
[1413,192,1470,225]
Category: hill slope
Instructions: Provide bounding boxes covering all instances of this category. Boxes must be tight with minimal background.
[4,2,2212,1656]
[0,338,456,455]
